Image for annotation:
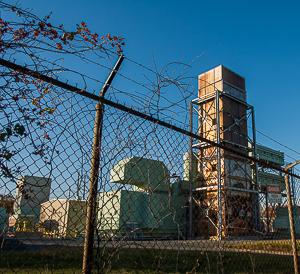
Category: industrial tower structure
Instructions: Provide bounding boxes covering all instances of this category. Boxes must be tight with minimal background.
[190,65,259,239]
[96,65,287,240]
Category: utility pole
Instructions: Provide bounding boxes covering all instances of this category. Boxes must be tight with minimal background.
[82,54,124,274]
[284,160,300,274]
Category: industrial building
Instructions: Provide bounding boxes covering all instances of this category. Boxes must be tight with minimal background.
[39,199,86,238]
[190,65,258,238]
[2,66,288,241]
[190,65,287,239]
[98,65,289,240]
[98,157,188,238]
[13,176,51,226]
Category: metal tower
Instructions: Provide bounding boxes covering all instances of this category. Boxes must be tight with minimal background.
[190,65,259,239]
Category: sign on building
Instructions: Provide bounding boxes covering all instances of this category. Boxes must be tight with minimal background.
[267,185,282,204]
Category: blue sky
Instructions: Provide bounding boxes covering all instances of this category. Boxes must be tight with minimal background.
[19,0,300,161]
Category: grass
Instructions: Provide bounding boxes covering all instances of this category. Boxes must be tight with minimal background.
[0,245,295,274]
[223,239,298,253]
[0,247,82,274]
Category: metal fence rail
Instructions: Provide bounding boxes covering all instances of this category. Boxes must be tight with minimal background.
[0,58,299,274]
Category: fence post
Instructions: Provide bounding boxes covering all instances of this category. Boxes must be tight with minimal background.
[285,172,299,274]
[82,103,104,274]
[188,101,193,239]
[82,54,124,274]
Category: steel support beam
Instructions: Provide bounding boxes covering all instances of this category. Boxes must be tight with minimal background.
[215,90,222,241]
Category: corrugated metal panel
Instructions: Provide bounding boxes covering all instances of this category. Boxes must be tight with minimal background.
[99,185,187,237]
[273,207,300,234]
[120,189,186,235]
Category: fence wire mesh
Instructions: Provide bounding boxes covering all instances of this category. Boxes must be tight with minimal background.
[0,63,299,274]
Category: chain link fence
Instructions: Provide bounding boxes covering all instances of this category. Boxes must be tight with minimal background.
[0,59,300,274]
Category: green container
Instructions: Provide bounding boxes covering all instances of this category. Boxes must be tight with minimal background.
[110,157,170,192]
[98,185,187,238]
